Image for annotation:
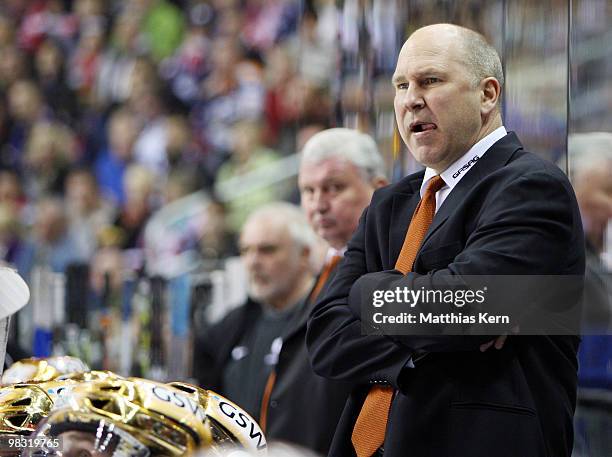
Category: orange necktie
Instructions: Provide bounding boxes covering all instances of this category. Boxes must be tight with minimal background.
[351,175,446,457]
[259,255,343,432]
[309,255,342,304]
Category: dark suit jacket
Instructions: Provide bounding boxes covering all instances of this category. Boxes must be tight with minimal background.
[306,132,585,457]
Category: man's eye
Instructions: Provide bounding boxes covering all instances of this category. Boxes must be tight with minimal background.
[259,245,278,255]
[423,77,439,85]
[396,82,409,90]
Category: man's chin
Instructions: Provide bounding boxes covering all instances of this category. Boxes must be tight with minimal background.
[317,226,338,240]
[250,287,272,302]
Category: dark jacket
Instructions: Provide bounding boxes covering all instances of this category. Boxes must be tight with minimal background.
[307,132,586,457]
[196,281,352,455]
[194,297,262,393]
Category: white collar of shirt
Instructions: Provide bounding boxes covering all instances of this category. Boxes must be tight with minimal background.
[420,126,507,209]
[325,247,346,263]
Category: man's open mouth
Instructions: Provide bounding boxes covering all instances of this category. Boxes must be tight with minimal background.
[410,122,437,133]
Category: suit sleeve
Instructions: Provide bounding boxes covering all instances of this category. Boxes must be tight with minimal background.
[306,206,414,389]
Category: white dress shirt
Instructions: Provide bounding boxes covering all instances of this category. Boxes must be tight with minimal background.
[420,126,508,212]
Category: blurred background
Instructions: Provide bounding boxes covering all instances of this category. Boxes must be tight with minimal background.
[0,0,610,454]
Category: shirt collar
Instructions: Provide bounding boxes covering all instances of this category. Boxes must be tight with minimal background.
[420,126,507,197]
[326,247,346,262]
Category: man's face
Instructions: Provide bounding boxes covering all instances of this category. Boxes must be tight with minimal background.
[239,217,308,308]
[299,157,375,249]
[393,28,485,173]
[575,165,612,251]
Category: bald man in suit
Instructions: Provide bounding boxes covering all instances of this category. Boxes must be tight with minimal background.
[307,24,584,457]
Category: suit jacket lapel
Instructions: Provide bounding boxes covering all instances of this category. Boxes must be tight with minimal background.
[419,132,524,250]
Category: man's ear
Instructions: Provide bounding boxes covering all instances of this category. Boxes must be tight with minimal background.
[300,245,312,265]
[480,77,501,115]
[372,177,390,189]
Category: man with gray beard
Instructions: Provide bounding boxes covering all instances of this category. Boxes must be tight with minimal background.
[194,202,316,420]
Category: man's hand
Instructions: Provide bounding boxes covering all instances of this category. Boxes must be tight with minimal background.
[480,326,520,352]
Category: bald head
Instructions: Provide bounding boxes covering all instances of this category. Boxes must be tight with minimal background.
[393,23,503,172]
[408,24,504,95]
[240,203,316,309]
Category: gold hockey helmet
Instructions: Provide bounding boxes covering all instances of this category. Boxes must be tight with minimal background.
[27,378,213,456]
[167,382,267,454]
[1,356,90,384]
[0,384,54,434]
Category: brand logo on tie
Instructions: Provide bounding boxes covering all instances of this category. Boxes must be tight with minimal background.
[452,155,479,179]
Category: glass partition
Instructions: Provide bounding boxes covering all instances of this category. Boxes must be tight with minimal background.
[503,0,570,168]
[336,0,576,176]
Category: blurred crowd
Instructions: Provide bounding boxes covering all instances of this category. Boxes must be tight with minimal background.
[0,0,338,290]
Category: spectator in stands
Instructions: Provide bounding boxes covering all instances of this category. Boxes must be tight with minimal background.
[24,120,77,198]
[68,15,105,103]
[263,43,302,153]
[0,45,28,91]
[215,120,289,233]
[0,14,15,49]
[34,39,78,124]
[0,202,32,276]
[242,0,299,52]
[27,197,82,277]
[95,107,140,206]
[139,0,186,63]
[288,7,335,89]
[6,80,51,170]
[195,202,316,422]
[193,36,264,171]
[165,114,206,175]
[0,170,27,216]
[64,168,115,260]
[161,10,210,106]
[132,89,170,180]
[113,164,155,250]
[95,11,140,106]
[198,199,236,264]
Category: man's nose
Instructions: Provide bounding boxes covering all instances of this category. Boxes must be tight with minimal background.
[401,85,425,112]
[312,189,330,213]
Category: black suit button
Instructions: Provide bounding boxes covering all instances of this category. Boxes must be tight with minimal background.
[270,400,278,408]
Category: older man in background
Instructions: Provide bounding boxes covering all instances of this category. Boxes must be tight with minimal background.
[567,133,612,409]
[195,203,316,421]
[256,128,388,454]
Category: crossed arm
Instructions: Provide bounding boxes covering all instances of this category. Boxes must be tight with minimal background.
[306,171,581,388]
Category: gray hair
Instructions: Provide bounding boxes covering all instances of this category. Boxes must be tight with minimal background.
[300,128,386,181]
[245,202,317,251]
[567,132,612,182]
[459,29,504,90]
